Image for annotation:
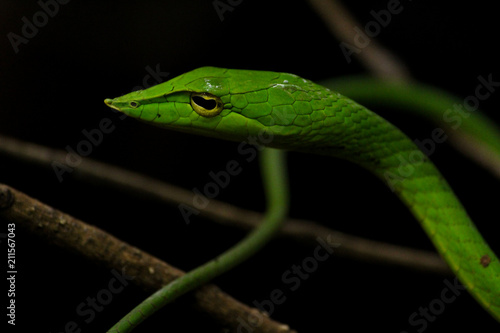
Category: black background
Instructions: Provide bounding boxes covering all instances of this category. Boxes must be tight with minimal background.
[1,0,499,332]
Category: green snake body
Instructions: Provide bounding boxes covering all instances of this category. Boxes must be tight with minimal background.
[105,67,499,330]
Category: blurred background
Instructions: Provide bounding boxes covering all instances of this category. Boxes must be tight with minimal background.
[1,0,499,332]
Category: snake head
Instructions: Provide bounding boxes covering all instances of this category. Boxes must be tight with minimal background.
[104,66,342,146]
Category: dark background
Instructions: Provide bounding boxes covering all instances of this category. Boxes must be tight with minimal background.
[1,0,499,332]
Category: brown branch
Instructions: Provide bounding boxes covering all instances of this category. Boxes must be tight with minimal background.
[306,0,411,81]
[306,0,500,181]
[0,134,449,274]
[447,131,500,179]
[0,183,294,333]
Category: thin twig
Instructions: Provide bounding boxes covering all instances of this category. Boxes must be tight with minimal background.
[0,183,295,333]
[306,0,411,81]
[306,0,500,181]
[447,131,500,179]
[0,134,450,274]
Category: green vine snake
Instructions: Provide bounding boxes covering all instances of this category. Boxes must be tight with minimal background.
[104,67,499,332]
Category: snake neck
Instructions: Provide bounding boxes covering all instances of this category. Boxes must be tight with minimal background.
[284,100,500,318]
[274,98,426,194]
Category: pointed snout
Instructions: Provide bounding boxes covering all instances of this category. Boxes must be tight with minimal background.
[104,98,121,111]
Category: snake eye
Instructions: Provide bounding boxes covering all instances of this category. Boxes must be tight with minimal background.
[191,92,223,117]
[129,101,139,108]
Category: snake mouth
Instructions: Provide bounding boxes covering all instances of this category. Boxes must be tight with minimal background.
[104,98,121,111]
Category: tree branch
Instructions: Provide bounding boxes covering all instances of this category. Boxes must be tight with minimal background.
[306,0,500,178]
[0,134,449,274]
[306,0,411,81]
[0,183,294,333]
